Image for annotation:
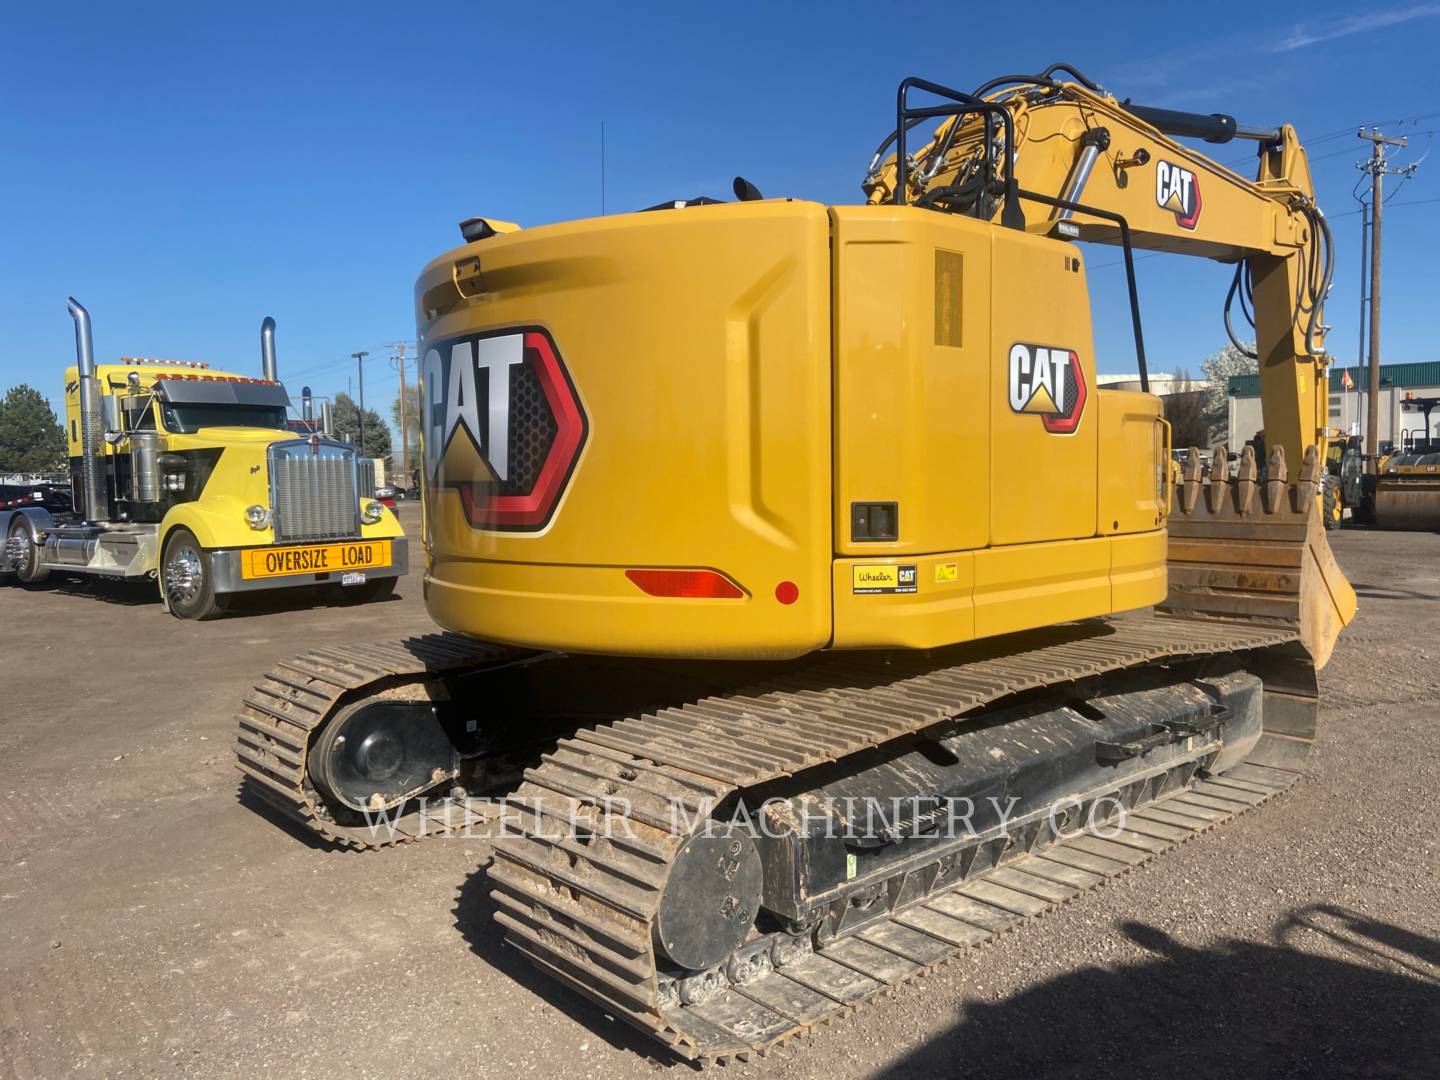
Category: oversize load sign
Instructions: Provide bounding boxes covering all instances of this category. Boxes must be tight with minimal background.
[243,540,391,579]
[421,327,587,531]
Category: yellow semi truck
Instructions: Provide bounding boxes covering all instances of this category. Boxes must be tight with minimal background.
[0,299,406,618]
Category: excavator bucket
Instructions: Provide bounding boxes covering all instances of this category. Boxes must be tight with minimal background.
[1162,444,1357,670]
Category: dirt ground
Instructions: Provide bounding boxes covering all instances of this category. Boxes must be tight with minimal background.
[2,505,1437,1079]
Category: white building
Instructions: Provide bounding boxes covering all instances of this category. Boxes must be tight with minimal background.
[1227,363,1440,451]
[1097,373,1210,396]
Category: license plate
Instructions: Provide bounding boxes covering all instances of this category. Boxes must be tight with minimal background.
[242,540,391,580]
[341,571,367,586]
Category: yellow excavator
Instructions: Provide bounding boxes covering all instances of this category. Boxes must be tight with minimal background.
[236,64,1356,1062]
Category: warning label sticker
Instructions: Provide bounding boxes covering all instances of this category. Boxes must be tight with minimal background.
[852,564,918,595]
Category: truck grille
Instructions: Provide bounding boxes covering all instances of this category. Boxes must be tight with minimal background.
[269,439,365,542]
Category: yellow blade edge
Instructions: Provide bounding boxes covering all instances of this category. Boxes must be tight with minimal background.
[1160,444,1357,671]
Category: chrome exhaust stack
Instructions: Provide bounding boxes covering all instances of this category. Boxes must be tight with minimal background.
[321,400,334,437]
[67,297,109,522]
[261,316,278,382]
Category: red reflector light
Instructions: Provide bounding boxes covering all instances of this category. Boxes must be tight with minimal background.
[774,580,799,605]
[625,569,745,599]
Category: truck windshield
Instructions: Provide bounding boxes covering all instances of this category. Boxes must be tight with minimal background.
[161,403,289,433]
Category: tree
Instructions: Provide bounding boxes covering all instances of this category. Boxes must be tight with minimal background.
[0,384,66,475]
[391,383,421,476]
[1200,341,1257,444]
[1162,367,1210,450]
[331,392,392,464]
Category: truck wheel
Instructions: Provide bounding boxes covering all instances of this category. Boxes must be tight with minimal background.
[161,528,224,620]
[6,517,50,585]
[1322,475,1342,530]
[327,576,397,606]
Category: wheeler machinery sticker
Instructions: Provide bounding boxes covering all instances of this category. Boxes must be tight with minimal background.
[852,564,918,594]
[1156,160,1201,229]
[1007,343,1087,434]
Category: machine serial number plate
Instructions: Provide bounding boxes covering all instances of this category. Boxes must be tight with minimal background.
[243,540,391,580]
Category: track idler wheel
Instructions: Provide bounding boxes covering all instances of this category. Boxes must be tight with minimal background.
[653,825,764,972]
[309,699,460,814]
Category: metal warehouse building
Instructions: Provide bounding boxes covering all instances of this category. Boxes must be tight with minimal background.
[1228,362,1440,450]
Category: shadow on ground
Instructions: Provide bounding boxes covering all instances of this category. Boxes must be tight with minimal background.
[6,573,405,618]
[7,575,157,606]
[452,868,691,1067]
[455,867,1439,1078]
[875,910,1439,1079]
[1351,581,1440,603]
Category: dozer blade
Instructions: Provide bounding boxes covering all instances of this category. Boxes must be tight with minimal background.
[1162,443,1357,670]
[1374,475,1440,531]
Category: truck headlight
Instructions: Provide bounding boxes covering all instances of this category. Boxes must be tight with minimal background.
[245,504,271,530]
[360,500,384,525]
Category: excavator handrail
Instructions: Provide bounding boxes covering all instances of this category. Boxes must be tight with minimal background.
[893,76,1024,230]
[1015,186,1149,390]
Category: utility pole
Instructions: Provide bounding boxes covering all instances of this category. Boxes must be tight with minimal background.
[1357,128,1414,465]
[352,350,369,454]
[386,341,413,479]
[1354,198,1368,436]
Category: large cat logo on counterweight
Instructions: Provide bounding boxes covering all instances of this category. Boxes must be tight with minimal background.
[1007,343,1087,435]
[421,326,587,531]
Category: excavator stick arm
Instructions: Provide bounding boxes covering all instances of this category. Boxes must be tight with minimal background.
[865,66,1355,666]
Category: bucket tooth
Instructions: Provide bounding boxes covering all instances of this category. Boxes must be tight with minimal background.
[1263,446,1288,513]
[1162,442,1356,670]
[1235,445,1259,516]
[1206,445,1230,513]
[1179,448,1204,514]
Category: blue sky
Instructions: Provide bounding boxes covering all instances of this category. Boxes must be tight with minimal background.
[3,2,1438,435]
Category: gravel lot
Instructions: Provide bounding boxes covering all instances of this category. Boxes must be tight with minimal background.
[2,506,1437,1078]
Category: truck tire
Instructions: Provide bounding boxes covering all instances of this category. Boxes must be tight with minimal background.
[326,576,397,606]
[161,528,224,620]
[1322,474,1342,530]
[6,516,50,585]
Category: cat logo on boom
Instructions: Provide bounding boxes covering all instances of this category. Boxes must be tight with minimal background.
[1007,343,1087,435]
[1156,160,1202,229]
[421,326,588,532]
